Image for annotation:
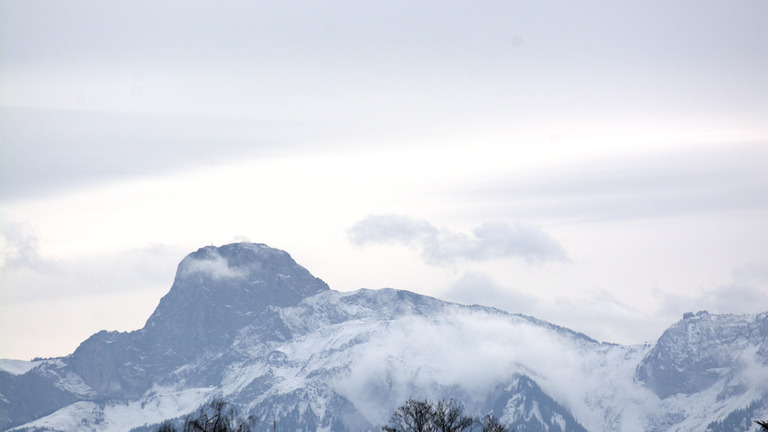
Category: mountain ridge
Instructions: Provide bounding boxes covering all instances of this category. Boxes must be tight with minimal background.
[1,242,765,432]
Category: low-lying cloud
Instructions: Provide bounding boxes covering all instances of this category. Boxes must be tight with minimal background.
[180,253,248,280]
[348,215,567,265]
[1,222,55,272]
[329,307,628,426]
[440,271,650,342]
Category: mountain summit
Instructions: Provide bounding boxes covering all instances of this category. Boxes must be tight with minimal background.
[143,243,329,352]
[1,243,766,432]
[65,243,328,397]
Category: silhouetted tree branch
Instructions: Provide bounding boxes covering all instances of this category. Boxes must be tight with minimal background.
[382,399,509,432]
[478,414,508,432]
[383,399,436,432]
[157,399,256,432]
[433,399,474,432]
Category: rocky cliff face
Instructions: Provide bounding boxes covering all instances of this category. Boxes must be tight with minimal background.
[142,243,329,354]
[2,243,766,432]
[635,310,768,399]
[68,243,329,397]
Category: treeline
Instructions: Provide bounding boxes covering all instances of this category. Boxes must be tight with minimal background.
[156,399,507,432]
[155,399,768,432]
[382,398,507,432]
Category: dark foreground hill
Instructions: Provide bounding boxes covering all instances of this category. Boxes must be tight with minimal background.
[1,243,765,431]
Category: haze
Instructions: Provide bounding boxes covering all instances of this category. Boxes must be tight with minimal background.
[1,0,766,360]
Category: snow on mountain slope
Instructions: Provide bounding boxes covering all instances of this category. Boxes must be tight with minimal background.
[0,360,42,376]
[8,387,215,432]
[2,243,766,432]
[637,310,767,399]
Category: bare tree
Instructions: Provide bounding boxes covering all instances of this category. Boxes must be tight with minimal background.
[157,399,256,432]
[432,399,474,432]
[382,399,508,432]
[755,420,768,430]
[478,414,508,432]
[383,399,436,432]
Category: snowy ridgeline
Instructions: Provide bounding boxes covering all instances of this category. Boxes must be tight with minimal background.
[0,359,42,376]
[1,243,766,432]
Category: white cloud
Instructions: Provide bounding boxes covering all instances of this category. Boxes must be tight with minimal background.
[440,271,654,344]
[179,253,248,280]
[332,307,603,425]
[440,260,768,347]
[0,222,55,271]
[348,215,567,265]
[348,214,437,247]
[230,235,252,243]
[442,272,538,312]
[655,261,768,318]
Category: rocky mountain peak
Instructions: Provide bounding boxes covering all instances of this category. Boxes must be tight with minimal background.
[171,242,326,292]
[8,244,766,432]
[635,310,767,399]
[68,243,329,395]
[142,242,329,349]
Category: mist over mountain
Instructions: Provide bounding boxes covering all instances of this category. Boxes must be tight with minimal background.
[1,243,765,432]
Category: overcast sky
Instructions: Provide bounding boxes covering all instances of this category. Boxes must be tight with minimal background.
[1,0,766,360]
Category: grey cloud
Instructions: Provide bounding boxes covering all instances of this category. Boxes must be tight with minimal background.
[441,271,653,344]
[424,222,568,264]
[470,142,768,222]
[730,261,768,286]
[442,262,768,345]
[699,285,767,315]
[2,241,186,305]
[0,222,54,272]
[2,0,765,201]
[348,214,437,247]
[656,261,768,318]
[348,215,567,265]
[0,107,331,200]
[5,0,763,89]
[443,271,539,312]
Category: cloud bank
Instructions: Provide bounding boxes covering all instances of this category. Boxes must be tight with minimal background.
[348,215,567,265]
[329,306,633,427]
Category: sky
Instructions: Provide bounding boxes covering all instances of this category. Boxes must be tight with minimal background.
[1,0,766,361]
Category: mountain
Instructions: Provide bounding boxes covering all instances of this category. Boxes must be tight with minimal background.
[1,242,766,432]
[67,243,329,398]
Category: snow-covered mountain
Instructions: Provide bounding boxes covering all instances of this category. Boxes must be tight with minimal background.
[1,243,766,432]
